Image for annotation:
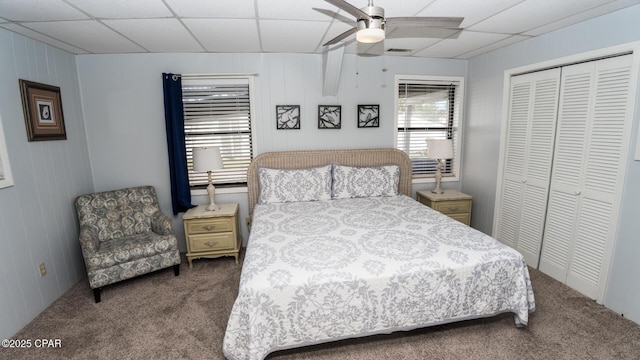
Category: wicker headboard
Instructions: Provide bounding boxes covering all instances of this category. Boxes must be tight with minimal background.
[246,148,412,216]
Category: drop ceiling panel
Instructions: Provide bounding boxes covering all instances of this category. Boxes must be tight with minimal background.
[0,0,89,21]
[454,34,531,59]
[66,0,173,19]
[418,0,525,28]
[258,0,335,21]
[164,0,255,18]
[103,19,203,53]
[21,20,145,53]
[414,31,511,58]
[0,0,638,57]
[469,0,622,34]
[260,19,330,53]
[0,23,88,53]
[184,19,261,53]
[523,0,640,36]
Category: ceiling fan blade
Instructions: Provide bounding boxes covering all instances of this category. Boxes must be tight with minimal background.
[386,26,462,39]
[323,27,357,46]
[386,16,464,29]
[325,0,372,20]
[313,7,355,25]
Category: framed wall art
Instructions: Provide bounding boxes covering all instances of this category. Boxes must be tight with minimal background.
[19,79,67,141]
[318,105,341,129]
[276,105,300,129]
[358,105,379,128]
[0,117,14,189]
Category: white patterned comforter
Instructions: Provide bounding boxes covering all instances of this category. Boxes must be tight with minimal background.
[223,195,535,360]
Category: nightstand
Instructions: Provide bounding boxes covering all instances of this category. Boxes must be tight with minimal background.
[416,189,472,226]
[182,203,241,268]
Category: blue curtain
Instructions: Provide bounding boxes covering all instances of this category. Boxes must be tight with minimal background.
[163,73,194,215]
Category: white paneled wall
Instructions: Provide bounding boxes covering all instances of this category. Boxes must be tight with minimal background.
[0,28,94,339]
[75,52,467,250]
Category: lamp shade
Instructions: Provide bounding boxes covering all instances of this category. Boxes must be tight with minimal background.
[193,147,223,172]
[426,139,454,159]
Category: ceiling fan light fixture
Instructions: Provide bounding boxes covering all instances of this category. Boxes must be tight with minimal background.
[356,17,385,43]
[356,27,385,43]
[322,0,464,47]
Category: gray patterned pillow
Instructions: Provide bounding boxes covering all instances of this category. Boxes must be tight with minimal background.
[332,164,400,199]
[258,165,332,204]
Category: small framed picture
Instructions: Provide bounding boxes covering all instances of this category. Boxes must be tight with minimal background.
[358,105,379,128]
[19,79,67,141]
[318,105,341,129]
[276,105,300,129]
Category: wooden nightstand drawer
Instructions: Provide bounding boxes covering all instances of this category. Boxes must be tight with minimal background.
[188,233,236,252]
[186,218,233,234]
[182,203,241,268]
[433,200,471,214]
[416,190,473,226]
[448,213,471,224]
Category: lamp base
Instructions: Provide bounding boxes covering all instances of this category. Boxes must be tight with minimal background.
[205,203,220,211]
[431,159,444,194]
[204,178,219,211]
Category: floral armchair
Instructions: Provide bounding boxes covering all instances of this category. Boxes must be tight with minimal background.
[74,186,181,302]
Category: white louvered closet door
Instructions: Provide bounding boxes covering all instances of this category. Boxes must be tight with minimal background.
[539,54,634,300]
[494,68,561,267]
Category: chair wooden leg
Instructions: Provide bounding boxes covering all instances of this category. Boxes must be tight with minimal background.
[93,288,102,303]
[173,264,180,276]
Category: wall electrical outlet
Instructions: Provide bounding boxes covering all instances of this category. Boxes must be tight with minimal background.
[38,262,47,277]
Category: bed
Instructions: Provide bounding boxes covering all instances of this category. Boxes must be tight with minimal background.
[223,148,535,360]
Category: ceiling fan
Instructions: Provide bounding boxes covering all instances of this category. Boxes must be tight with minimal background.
[323,0,464,46]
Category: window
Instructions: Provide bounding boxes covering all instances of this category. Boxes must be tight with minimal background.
[395,75,463,181]
[182,75,254,188]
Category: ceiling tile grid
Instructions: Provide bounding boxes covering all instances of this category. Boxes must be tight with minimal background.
[66,0,174,19]
[103,18,204,53]
[184,18,261,53]
[0,0,638,58]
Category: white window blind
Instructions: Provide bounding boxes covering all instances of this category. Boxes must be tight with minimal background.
[396,77,462,179]
[182,75,254,187]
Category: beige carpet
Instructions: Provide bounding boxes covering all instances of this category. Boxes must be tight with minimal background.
[5,254,640,360]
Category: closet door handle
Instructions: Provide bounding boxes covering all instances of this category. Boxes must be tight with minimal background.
[574,190,581,195]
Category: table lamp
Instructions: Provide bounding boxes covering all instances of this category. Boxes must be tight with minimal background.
[426,139,453,194]
[193,146,223,211]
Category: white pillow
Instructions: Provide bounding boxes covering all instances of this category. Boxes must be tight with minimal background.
[258,165,332,204]
[331,164,400,199]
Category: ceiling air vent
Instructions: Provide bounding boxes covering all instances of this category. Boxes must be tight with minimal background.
[386,48,412,53]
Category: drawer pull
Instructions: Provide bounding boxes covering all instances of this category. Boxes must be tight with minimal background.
[204,241,218,247]
[203,225,217,231]
[448,207,459,212]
